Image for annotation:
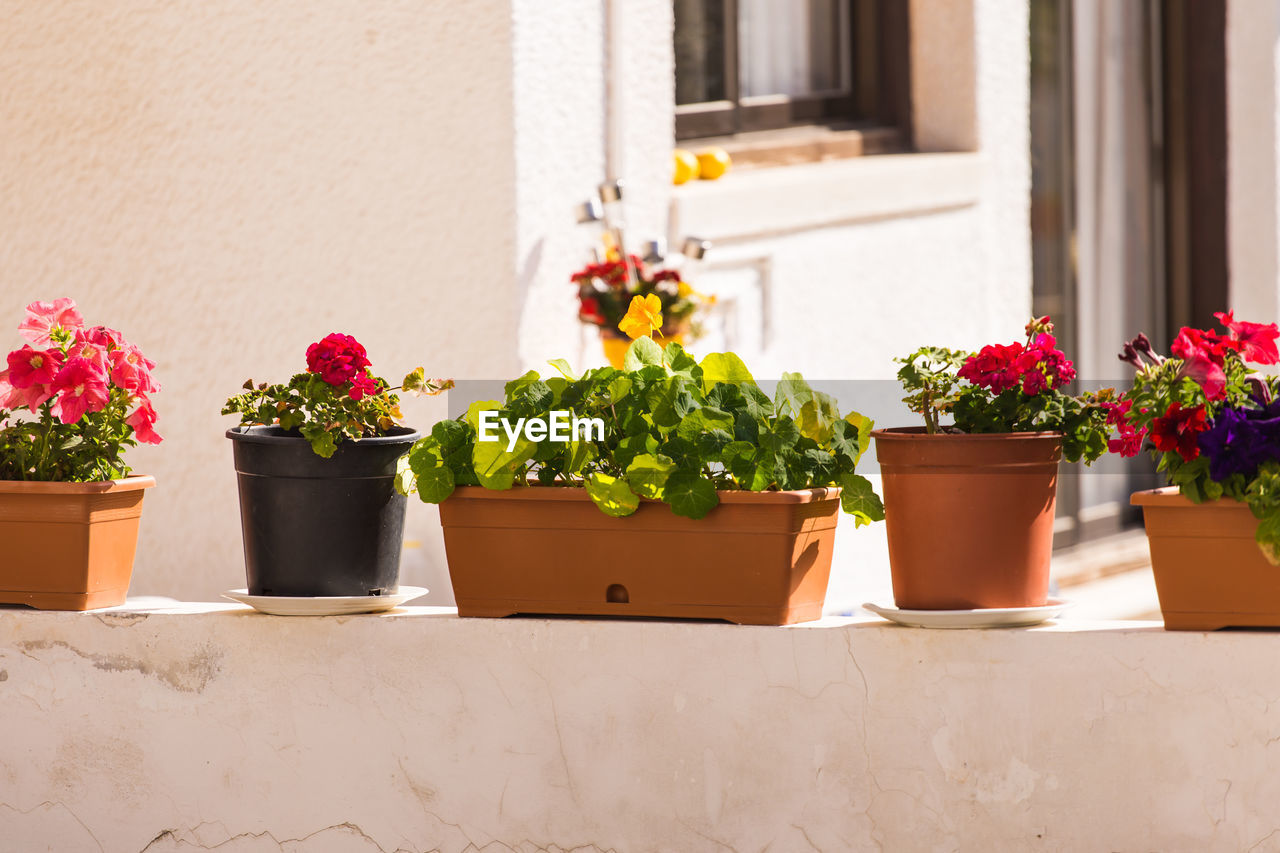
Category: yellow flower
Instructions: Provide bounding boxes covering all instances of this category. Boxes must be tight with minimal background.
[677,281,692,298]
[618,294,663,340]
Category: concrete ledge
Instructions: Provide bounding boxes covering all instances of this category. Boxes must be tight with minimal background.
[1,602,1275,850]
[669,152,984,244]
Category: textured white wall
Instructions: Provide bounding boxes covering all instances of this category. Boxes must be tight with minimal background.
[0,1,520,601]
[0,0,1031,605]
[1227,0,1280,319]
[6,607,1278,851]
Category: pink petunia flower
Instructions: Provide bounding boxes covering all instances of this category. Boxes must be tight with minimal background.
[18,298,84,345]
[109,346,159,394]
[126,399,163,445]
[64,329,109,370]
[7,345,63,389]
[51,357,110,424]
[1215,311,1280,365]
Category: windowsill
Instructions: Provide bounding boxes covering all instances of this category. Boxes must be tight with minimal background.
[669,151,984,244]
[683,123,908,170]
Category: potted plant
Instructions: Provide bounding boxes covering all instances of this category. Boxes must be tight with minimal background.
[573,257,713,368]
[1111,312,1280,629]
[222,334,450,599]
[873,317,1111,610]
[0,298,161,610]
[397,303,883,625]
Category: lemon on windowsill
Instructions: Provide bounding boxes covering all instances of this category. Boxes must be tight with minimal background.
[673,149,700,185]
[695,147,731,180]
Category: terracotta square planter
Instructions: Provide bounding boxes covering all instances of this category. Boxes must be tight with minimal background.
[0,476,154,610]
[438,485,842,625]
[1132,487,1280,630]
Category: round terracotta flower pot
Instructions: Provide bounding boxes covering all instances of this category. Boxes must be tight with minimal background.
[872,427,1063,610]
[227,426,419,597]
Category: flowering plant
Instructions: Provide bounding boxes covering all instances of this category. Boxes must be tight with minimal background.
[399,331,884,523]
[222,333,452,458]
[1111,311,1280,561]
[573,253,713,337]
[894,317,1111,463]
[0,298,161,482]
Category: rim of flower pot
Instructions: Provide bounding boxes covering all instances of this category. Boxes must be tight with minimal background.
[871,426,1064,441]
[447,484,841,504]
[0,475,155,494]
[225,425,421,445]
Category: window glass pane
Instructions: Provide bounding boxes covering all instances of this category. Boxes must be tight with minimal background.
[675,0,727,105]
[739,0,849,98]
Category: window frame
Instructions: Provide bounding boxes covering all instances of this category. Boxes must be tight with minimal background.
[674,0,912,145]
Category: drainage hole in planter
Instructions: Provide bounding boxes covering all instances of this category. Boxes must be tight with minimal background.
[606,584,629,604]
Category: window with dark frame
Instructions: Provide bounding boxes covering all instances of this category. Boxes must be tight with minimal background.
[674,0,912,150]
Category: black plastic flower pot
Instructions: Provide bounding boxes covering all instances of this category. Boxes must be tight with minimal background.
[226,425,420,597]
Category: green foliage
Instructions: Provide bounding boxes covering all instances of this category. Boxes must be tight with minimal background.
[222,370,423,459]
[397,344,881,521]
[0,391,139,482]
[894,347,967,434]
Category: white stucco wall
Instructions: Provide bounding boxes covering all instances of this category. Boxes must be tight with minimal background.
[0,0,1031,606]
[0,1,519,602]
[1227,0,1280,318]
[6,605,1279,851]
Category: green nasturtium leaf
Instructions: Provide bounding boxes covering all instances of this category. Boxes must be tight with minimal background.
[607,374,633,403]
[405,439,457,503]
[676,406,734,441]
[662,341,701,378]
[586,472,641,517]
[648,376,698,429]
[465,400,504,435]
[664,470,719,519]
[394,454,416,496]
[624,336,664,371]
[699,352,755,393]
[626,453,676,499]
[564,438,597,475]
[1257,514,1280,565]
[547,358,578,380]
[798,391,842,443]
[838,473,885,528]
[472,432,537,490]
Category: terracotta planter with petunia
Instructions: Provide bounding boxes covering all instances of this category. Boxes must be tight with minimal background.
[1110,311,1280,629]
[0,298,163,610]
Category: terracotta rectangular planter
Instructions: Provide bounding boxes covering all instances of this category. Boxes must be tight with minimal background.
[439,485,842,625]
[1132,487,1279,630]
[0,476,154,610]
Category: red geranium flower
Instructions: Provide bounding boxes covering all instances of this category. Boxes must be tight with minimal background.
[347,371,379,401]
[958,342,1025,394]
[1149,401,1209,461]
[306,333,371,386]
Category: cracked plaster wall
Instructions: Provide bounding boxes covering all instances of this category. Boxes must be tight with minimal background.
[3,607,1280,850]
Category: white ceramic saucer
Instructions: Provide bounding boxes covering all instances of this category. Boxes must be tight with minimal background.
[222,586,428,616]
[861,598,1069,629]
